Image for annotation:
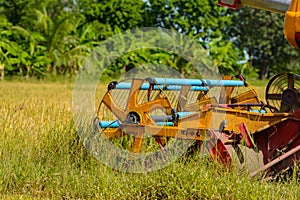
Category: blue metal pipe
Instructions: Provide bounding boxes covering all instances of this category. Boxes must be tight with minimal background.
[153,78,203,86]
[99,121,120,128]
[177,112,196,118]
[151,112,196,122]
[151,115,173,122]
[202,80,244,87]
[155,122,174,126]
[114,78,244,91]
[152,78,244,87]
[115,82,208,91]
[99,112,196,128]
[99,120,173,128]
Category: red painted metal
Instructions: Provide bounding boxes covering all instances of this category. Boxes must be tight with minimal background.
[252,109,300,174]
[251,145,300,177]
[218,0,242,9]
[238,123,255,148]
[208,131,232,166]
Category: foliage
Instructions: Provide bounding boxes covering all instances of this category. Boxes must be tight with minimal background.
[208,37,243,76]
[33,9,89,75]
[147,0,242,76]
[0,0,299,79]
[0,16,21,72]
[78,0,147,40]
[227,7,300,79]
[148,0,231,40]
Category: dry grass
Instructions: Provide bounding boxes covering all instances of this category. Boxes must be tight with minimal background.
[0,80,299,199]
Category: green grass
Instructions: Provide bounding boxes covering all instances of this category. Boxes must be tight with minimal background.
[1,80,300,199]
[247,78,269,87]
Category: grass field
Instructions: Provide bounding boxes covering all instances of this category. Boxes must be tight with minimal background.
[1,80,300,199]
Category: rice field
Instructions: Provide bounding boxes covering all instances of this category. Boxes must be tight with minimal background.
[1,80,300,199]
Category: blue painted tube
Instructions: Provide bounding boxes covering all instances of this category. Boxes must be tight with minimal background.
[153,78,203,86]
[99,112,196,128]
[163,85,208,91]
[114,79,244,90]
[151,115,173,122]
[115,82,208,91]
[153,78,244,87]
[151,112,196,122]
[250,110,266,114]
[99,121,120,128]
[177,112,196,118]
[202,80,244,87]
[99,120,174,128]
[156,122,174,126]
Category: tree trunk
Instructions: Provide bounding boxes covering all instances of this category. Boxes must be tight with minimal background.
[0,64,4,80]
[52,65,57,76]
[47,64,51,72]
[26,65,30,79]
[249,54,253,68]
[259,64,269,80]
[19,64,23,76]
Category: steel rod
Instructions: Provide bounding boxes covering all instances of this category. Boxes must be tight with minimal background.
[241,0,291,13]
[251,145,300,177]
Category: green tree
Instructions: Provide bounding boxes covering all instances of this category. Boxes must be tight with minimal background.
[78,0,147,40]
[147,0,243,76]
[0,0,82,77]
[10,25,51,77]
[0,0,29,25]
[227,7,300,79]
[34,8,89,75]
[0,15,22,78]
[0,0,76,26]
[148,0,231,41]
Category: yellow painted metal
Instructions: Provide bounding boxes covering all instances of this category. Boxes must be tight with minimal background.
[284,0,300,48]
[114,105,289,142]
[184,97,217,112]
[121,124,208,140]
[231,90,260,104]
[201,107,291,135]
[98,80,290,142]
[103,128,124,139]
[221,76,235,104]
[131,135,144,153]
[97,77,293,152]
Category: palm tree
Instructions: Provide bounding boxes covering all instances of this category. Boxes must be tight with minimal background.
[0,16,22,79]
[35,8,91,75]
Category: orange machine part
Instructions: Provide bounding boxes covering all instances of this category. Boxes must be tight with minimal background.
[284,0,300,48]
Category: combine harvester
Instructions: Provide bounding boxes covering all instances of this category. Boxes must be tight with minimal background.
[95,73,300,177]
[93,0,300,177]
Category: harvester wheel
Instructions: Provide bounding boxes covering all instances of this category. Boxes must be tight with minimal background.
[96,79,175,155]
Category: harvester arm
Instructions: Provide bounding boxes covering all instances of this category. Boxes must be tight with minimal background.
[218,0,291,13]
[218,0,300,48]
